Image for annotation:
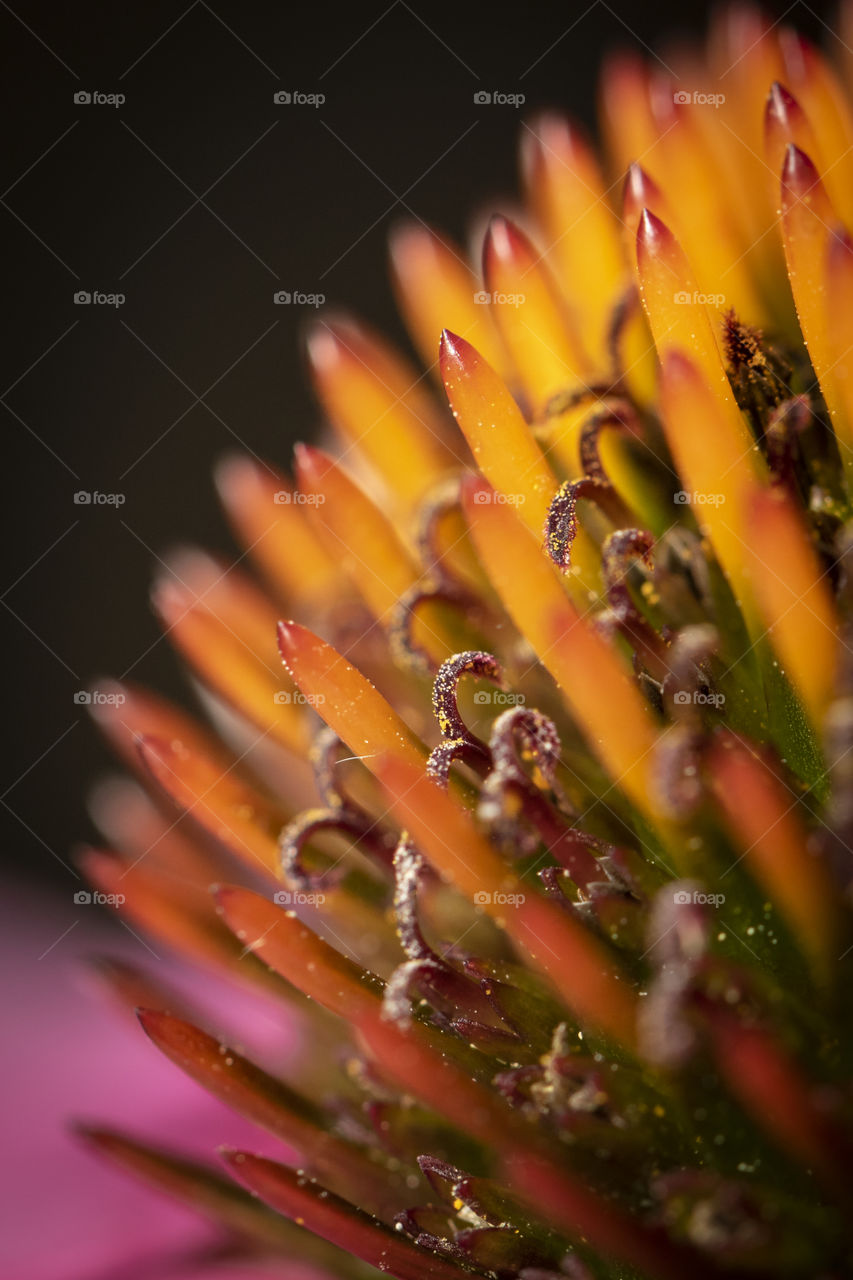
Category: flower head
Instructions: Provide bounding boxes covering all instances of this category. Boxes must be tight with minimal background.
[78,9,853,1280]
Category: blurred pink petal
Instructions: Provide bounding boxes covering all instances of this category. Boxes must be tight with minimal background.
[1,881,325,1280]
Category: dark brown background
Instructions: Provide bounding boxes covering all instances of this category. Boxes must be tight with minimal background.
[1,0,831,894]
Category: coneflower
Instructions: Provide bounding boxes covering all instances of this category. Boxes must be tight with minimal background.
[76,8,853,1279]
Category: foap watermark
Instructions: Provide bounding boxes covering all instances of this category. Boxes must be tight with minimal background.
[74,889,126,906]
[274,290,325,307]
[274,491,325,505]
[673,689,725,709]
[474,890,526,906]
[473,90,525,107]
[74,689,126,707]
[74,90,125,107]
[473,290,525,308]
[274,890,326,906]
[472,490,525,506]
[473,690,525,706]
[273,690,326,706]
[74,490,125,506]
[674,290,726,307]
[273,90,325,107]
[673,90,725,108]
[74,290,125,307]
[674,490,725,507]
[72,488,124,504]
[674,889,725,907]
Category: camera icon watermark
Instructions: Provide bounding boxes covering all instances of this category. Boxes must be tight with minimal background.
[274,491,325,505]
[673,490,725,507]
[473,890,526,906]
[472,690,526,706]
[673,90,725,108]
[273,690,326,706]
[73,490,126,506]
[273,290,325,308]
[73,90,125,107]
[672,689,725,708]
[74,689,126,707]
[472,490,526,506]
[273,889,326,905]
[673,889,725,907]
[273,90,325,107]
[473,90,525,107]
[73,889,126,906]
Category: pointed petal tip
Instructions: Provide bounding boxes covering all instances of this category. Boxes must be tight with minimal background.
[601,46,645,85]
[303,322,341,372]
[275,618,302,660]
[134,731,169,766]
[781,141,819,193]
[387,218,437,261]
[387,217,419,249]
[767,79,795,115]
[527,109,578,149]
[149,549,230,621]
[84,676,129,723]
[765,82,814,165]
[303,310,364,370]
[484,210,514,249]
[135,1005,161,1033]
[624,161,644,198]
[623,164,664,225]
[150,573,193,624]
[159,544,220,590]
[439,328,489,379]
[212,451,256,497]
[439,327,466,365]
[292,441,327,483]
[520,113,578,187]
[135,1006,200,1055]
[483,214,538,277]
[636,206,670,253]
